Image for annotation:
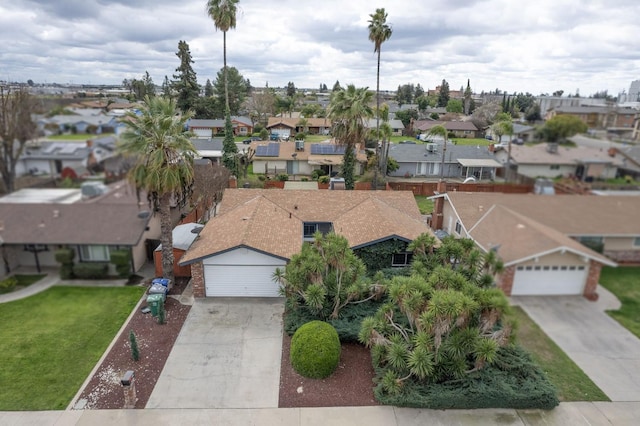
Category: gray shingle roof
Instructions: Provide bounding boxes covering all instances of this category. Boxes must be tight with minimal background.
[388,142,495,164]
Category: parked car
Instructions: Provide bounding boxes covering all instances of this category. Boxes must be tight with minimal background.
[484,134,493,140]
[269,133,279,141]
[512,138,524,145]
[242,136,261,144]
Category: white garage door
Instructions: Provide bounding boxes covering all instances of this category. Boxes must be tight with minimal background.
[193,128,211,138]
[204,265,282,297]
[512,265,588,296]
[203,248,285,297]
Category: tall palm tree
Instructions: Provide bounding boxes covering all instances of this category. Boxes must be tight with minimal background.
[368,8,392,174]
[428,124,449,180]
[119,96,196,280]
[328,85,373,189]
[206,0,239,111]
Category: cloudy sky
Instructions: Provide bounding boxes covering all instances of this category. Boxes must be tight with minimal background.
[1,0,639,96]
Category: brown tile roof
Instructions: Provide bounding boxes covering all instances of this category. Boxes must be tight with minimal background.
[445,192,640,236]
[266,117,333,129]
[468,204,614,266]
[0,182,151,245]
[180,189,435,264]
[507,143,624,165]
[415,120,478,132]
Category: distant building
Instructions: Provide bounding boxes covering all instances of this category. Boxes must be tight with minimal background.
[629,80,640,102]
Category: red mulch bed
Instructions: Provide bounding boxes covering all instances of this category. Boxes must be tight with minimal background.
[278,333,379,407]
[76,278,191,409]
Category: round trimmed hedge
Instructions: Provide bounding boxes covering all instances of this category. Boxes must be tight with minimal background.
[290,320,341,379]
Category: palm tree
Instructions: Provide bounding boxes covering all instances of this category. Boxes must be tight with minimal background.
[428,125,449,180]
[368,8,392,175]
[119,96,196,280]
[206,0,239,111]
[328,85,373,189]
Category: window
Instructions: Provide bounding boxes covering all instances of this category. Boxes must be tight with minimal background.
[634,237,640,247]
[550,165,560,170]
[392,252,413,267]
[454,221,462,235]
[79,245,110,262]
[303,223,318,238]
[303,222,332,240]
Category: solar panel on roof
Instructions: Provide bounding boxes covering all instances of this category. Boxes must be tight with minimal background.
[310,144,346,155]
[255,143,281,157]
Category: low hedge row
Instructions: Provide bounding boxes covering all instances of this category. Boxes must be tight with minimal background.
[373,345,559,410]
[72,263,109,279]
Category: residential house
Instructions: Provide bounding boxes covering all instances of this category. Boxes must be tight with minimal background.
[16,136,119,179]
[388,142,501,180]
[430,192,640,298]
[37,113,119,136]
[188,117,254,138]
[485,123,536,143]
[250,140,367,177]
[365,118,405,136]
[546,105,639,138]
[190,138,224,164]
[0,181,161,279]
[492,143,622,181]
[179,189,436,297]
[266,117,333,138]
[414,120,479,138]
[611,145,640,179]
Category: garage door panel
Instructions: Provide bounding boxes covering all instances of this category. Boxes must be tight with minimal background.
[205,265,282,297]
[512,266,587,296]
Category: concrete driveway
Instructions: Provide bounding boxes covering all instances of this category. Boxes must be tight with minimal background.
[514,289,640,402]
[146,298,284,409]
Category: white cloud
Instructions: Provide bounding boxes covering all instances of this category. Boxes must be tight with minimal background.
[0,0,638,96]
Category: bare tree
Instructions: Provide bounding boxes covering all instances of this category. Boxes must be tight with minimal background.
[192,160,231,221]
[0,86,37,193]
[246,90,276,126]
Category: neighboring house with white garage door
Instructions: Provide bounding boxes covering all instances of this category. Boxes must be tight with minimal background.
[430,192,638,299]
[179,189,435,298]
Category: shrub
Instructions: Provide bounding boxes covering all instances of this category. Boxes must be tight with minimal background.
[276,173,289,181]
[374,346,559,410]
[72,263,109,279]
[54,248,75,264]
[259,128,269,140]
[110,249,132,278]
[0,276,18,293]
[290,321,341,379]
[311,169,328,181]
[60,264,74,280]
[129,330,140,361]
[318,175,330,184]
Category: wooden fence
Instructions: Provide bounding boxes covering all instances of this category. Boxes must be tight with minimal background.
[387,181,534,196]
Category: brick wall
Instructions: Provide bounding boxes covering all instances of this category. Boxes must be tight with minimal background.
[583,260,602,301]
[496,265,516,296]
[191,262,205,297]
[604,250,640,264]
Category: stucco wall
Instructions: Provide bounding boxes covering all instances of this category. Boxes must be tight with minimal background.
[517,164,575,178]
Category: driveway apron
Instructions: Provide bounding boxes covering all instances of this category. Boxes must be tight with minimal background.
[514,295,640,402]
[146,298,284,409]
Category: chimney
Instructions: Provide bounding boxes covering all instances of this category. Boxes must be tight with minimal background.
[608,147,617,157]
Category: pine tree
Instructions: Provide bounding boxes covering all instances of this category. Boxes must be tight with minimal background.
[172,40,199,112]
[129,330,140,361]
[222,112,239,177]
[162,75,171,97]
[204,79,214,97]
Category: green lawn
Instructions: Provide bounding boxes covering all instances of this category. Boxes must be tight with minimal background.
[0,286,145,410]
[510,306,609,402]
[451,138,492,146]
[414,195,434,214]
[47,133,114,141]
[599,266,640,339]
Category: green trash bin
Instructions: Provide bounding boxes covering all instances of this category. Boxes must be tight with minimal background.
[146,294,164,317]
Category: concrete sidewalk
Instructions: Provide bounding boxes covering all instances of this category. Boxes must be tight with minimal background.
[1,402,639,425]
[0,268,59,303]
